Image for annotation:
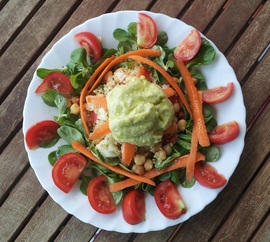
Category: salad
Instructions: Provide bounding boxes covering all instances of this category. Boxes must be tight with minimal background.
[24,13,240,225]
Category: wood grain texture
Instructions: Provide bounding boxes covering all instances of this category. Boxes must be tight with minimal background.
[251,214,270,242]
[206,0,262,53]
[0,0,41,51]
[213,156,270,241]
[181,0,226,32]
[227,0,270,82]
[151,0,189,17]
[0,168,45,241]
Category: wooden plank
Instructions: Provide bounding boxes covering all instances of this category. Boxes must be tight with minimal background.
[242,51,270,125]
[0,0,41,51]
[0,131,28,199]
[213,157,270,241]
[0,0,78,98]
[15,196,69,241]
[113,0,152,11]
[181,0,225,32]
[0,168,46,241]
[168,92,270,241]
[251,214,270,242]
[93,230,134,242]
[151,0,189,17]
[206,0,262,53]
[227,0,270,82]
[54,217,97,242]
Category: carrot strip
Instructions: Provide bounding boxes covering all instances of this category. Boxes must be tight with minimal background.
[87,49,161,95]
[176,59,210,147]
[121,142,136,165]
[127,55,192,115]
[86,95,108,110]
[90,120,111,140]
[186,124,199,181]
[163,122,178,135]
[163,87,175,97]
[109,152,205,192]
[80,56,115,136]
[72,141,156,186]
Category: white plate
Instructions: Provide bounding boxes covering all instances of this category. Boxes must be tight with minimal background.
[22,11,246,233]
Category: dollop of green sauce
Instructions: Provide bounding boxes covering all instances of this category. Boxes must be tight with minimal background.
[107,77,174,147]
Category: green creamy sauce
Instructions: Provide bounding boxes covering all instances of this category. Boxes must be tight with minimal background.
[107,77,174,147]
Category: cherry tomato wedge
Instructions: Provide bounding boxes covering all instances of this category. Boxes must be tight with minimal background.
[174,29,202,61]
[122,190,146,225]
[137,13,157,48]
[52,152,87,193]
[194,162,227,188]
[154,180,187,219]
[202,82,234,104]
[136,66,151,80]
[209,121,240,144]
[87,175,116,214]
[35,72,73,94]
[74,32,102,63]
[25,120,60,150]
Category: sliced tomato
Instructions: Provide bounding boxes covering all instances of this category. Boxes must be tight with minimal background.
[25,120,60,150]
[137,13,158,48]
[202,82,234,104]
[136,66,151,80]
[52,152,87,193]
[209,121,240,144]
[154,180,187,219]
[87,175,116,214]
[74,32,102,63]
[194,162,227,188]
[35,72,73,94]
[122,190,145,225]
[174,29,202,61]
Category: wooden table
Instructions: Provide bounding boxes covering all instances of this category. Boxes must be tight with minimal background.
[1,1,269,241]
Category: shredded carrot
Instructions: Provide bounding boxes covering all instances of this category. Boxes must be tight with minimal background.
[80,56,115,136]
[127,55,192,115]
[121,142,136,165]
[86,95,108,110]
[176,59,210,147]
[90,120,111,140]
[72,141,156,186]
[87,49,161,95]
[163,87,175,97]
[186,124,199,181]
[163,122,178,135]
[109,152,205,192]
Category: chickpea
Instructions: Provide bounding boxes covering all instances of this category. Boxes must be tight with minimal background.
[134,154,146,165]
[150,142,162,153]
[173,102,180,113]
[178,119,187,131]
[71,96,79,104]
[155,149,167,161]
[144,159,153,171]
[163,144,172,155]
[70,103,80,115]
[132,164,145,175]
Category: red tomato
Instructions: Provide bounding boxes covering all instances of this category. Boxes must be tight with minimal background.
[209,121,240,144]
[74,32,102,63]
[137,13,158,48]
[194,162,227,188]
[52,152,87,193]
[87,175,116,214]
[202,82,234,104]
[136,66,151,80]
[25,120,60,150]
[174,29,202,61]
[154,180,187,219]
[122,190,145,225]
[35,72,73,94]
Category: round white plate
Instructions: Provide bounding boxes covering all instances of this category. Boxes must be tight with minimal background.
[22,11,246,233]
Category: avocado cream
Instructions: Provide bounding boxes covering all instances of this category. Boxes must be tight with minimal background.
[107,76,174,147]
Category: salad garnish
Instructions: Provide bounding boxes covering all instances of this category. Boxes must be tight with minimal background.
[25,13,240,225]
